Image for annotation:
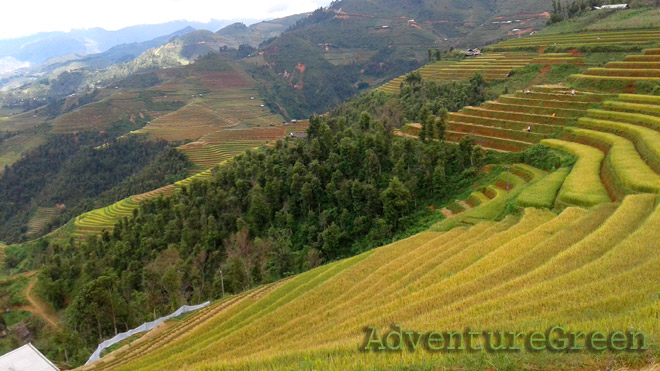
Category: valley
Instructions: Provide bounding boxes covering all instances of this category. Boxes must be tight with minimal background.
[2,1,660,370]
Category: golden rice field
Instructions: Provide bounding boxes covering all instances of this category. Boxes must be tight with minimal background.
[486,30,660,52]
[378,53,537,94]
[81,191,660,370]
[74,122,303,238]
[570,48,660,91]
[134,71,284,141]
[75,27,660,371]
[445,86,606,152]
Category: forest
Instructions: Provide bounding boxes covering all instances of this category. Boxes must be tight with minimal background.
[2,73,561,365]
[0,133,190,243]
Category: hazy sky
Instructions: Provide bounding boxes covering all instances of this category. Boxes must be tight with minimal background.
[0,0,330,39]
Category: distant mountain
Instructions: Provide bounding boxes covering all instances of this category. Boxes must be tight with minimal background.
[0,15,309,109]
[215,13,310,48]
[0,19,256,68]
[246,0,554,118]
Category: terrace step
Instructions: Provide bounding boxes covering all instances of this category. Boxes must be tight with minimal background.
[603,101,660,116]
[447,122,546,143]
[482,100,585,116]
[624,55,660,62]
[512,91,606,102]
[616,94,660,106]
[461,107,568,125]
[498,95,597,110]
[585,68,660,78]
[606,62,660,69]
[445,131,532,152]
[449,113,563,134]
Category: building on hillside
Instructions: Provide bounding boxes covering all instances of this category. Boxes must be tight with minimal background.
[289,132,308,139]
[593,4,629,10]
[0,343,59,371]
[461,48,482,57]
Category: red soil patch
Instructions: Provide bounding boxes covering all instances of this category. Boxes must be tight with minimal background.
[569,48,583,56]
[495,180,510,190]
[483,188,497,199]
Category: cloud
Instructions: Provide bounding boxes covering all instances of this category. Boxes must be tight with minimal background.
[0,0,331,40]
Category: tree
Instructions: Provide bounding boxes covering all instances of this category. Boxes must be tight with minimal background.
[381,177,412,230]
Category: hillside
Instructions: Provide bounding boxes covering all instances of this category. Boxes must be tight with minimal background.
[4,3,660,370]
[78,7,660,370]
[0,19,244,67]
[246,0,554,118]
[215,14,310,48]
[0,15,305,112]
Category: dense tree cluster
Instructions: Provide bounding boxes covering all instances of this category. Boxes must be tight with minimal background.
[0,134,190,242]
[33,111,485,353]
[4,72,497,366]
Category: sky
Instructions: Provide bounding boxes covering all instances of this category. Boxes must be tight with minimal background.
[0,0,331,39]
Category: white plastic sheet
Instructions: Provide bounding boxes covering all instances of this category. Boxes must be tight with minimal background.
[85,301,210,365]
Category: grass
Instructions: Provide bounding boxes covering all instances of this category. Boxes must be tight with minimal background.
[540,139,611,207]
[1,309,31,327]
[516,167,570,209]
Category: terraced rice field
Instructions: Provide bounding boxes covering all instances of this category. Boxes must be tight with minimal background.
[436,164,546,231]
[0,128,48,173]
[178,140,264,171]
[82,188,660,370]
[530,53,584,65]
[75,122,308,237]
[179,122,309,171]
[378,53,537,94]
[26,207,60,237]
[73,167,218,238]
[50,92,154,134]
[444,85,607,151]
[487,30,660,52]
[79,34,660,370]
[570,48,660,90]
[135,72,284,141]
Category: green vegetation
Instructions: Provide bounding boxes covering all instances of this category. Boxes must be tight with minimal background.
[541,7,660,34]
[0,134,190,243]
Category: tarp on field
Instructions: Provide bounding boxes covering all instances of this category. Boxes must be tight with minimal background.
[85,301,210,365]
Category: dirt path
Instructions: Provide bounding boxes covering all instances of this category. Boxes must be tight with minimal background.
[440,208,453,218]
[6,273,60,330]
[24,276,60,329]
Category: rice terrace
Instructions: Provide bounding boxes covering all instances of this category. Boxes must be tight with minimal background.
[2,1,660,370]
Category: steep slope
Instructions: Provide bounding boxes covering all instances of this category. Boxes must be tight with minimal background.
[249,0,554,118]
[82,16,660,369]
[215,14,310,48]
[82,193,660,370]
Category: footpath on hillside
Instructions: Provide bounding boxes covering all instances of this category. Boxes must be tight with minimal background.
[4,272,60,330]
